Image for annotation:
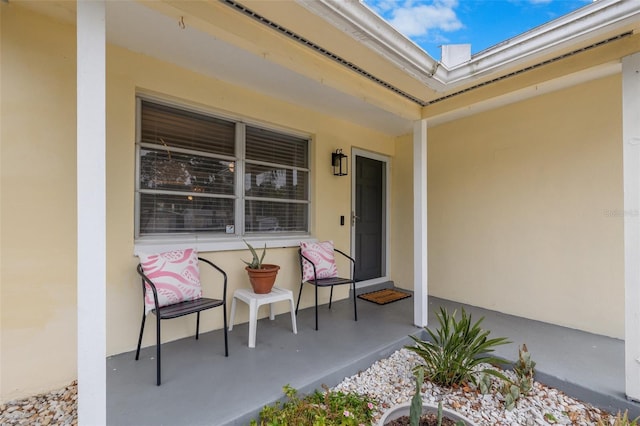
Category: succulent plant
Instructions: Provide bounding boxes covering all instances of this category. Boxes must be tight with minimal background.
[242,240,267,269]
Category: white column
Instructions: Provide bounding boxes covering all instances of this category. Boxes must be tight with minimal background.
[623,52,640,402]
[413,119,428,326]
[77,1,106,424]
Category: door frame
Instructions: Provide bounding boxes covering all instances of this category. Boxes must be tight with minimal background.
[351,148,391,287]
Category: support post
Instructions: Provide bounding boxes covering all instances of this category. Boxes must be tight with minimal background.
[413,119,428,327]
[77,0,106,423]
[623,52,640,402]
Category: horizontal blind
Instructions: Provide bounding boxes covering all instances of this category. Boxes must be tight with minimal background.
[140,148,235,195]
[136,98,310,237]
[141,100,235,156]
[245,125,308,168]
[243,126,309,233]
[140,193,234,235]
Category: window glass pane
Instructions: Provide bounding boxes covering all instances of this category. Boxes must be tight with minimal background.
[245,200,308,233]
[246,126,308,168]
[140,193,234,234]
[140,148,235,195]
[141,101,235,156]
[244,165,307,200]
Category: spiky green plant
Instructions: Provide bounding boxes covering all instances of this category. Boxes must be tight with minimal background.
[406,307,511,387]
[410,367,465,426]
[410,367,424,426]
[513,344,535,395]
[242,240,266,269]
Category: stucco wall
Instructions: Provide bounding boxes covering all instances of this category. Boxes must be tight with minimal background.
[106,44,396,356]
[390,134,414,291]
[1,5,396,401]
[424,75,624,338]
[1,6,78,401]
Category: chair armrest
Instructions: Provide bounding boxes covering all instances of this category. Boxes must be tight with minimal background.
[334,249,356,281]
[299,249,319,281]
[136,263,161,311]
[198,257,228,302]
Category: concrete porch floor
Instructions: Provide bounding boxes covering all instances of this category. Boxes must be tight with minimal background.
[106,292,639,425]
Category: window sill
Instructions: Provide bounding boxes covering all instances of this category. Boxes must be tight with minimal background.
[133,234,317,255]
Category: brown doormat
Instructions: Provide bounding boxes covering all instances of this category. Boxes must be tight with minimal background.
[357,288,412,305]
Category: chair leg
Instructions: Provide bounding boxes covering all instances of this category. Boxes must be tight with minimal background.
[135,313,146,361]
[352,283,358,321]
[295,283,304,314]
[156,315,162,386]
[315,284,319,331]
[196,312,201,340]
[329,286,334,309]
[223,302,229,357]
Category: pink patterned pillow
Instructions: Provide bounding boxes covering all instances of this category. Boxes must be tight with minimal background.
[300,241,338,282]
[138,248,202,314]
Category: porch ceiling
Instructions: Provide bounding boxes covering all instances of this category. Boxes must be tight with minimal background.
[14,0,640,135]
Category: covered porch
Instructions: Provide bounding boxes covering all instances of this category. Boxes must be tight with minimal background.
[106,293,635,425]
[4,1,640,423]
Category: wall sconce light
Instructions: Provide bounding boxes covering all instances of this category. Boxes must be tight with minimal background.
[332,149,348,176]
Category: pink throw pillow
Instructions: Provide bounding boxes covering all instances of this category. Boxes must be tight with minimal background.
[300,241,338,282]
[138,248,202,314]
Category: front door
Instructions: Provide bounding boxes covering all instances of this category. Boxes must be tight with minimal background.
[353,154,386,281]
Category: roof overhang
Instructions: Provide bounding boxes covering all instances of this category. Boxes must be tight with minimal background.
[11,0,640,135]
[297,0,640,94]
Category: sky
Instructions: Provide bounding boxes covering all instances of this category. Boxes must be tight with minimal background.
[362,0,593,59]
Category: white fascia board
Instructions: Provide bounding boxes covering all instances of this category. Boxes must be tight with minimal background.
[446,0,640,85]
[297,0,640,92]
[295,0,447,92]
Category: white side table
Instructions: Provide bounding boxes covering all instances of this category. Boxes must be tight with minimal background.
[228,287,298,348]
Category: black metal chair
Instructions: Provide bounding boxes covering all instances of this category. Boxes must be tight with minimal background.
[135,257,228,385]
[296,248,357,330]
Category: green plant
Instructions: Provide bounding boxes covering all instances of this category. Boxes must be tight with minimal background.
[597,411,640,426]
[409,367,465,426]
[251,384,376,426]
[409,367,424,426]
[513,344,535,395]
[406,307,511,387]
[502,383,521,411]
[242,240,267,269]
[502,344,536,410]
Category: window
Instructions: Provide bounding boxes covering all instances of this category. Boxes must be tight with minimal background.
[136,99,310,239]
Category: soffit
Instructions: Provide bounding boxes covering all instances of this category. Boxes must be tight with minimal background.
[10,0,640,136]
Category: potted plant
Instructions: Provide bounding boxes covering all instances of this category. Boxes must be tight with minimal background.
[378,367,477,426]
[242,240,280,294]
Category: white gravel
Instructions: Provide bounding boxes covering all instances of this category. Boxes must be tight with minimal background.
[333,349,612,425]
[0,381,77,426]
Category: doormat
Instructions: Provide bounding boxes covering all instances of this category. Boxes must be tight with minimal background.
[357,288,411,305]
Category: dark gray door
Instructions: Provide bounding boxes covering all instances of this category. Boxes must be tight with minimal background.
[354,156,384,281]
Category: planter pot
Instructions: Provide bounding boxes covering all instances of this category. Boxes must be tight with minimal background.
[245,264,280,294]
[378,403,477,426]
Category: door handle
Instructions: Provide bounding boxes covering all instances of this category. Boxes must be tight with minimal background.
[351,212,360,226]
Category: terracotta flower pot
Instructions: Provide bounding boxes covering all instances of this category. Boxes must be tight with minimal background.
[245,264,280,294]
[378,403,477,426]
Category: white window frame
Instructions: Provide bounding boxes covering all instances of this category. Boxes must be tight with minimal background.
[133,95,314,254]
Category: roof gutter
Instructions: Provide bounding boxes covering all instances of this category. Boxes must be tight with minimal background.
[297,0,640,91]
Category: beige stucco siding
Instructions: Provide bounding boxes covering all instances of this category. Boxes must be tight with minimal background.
[106,44,396,356]
[425,75,624,338]
[1,0,630,405]
[1,6,78,400]
[1,5,397,401]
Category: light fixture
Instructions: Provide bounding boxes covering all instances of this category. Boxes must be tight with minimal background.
[332,149,348,176]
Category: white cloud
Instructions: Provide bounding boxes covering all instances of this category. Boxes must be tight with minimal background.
[368,0,463,38]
